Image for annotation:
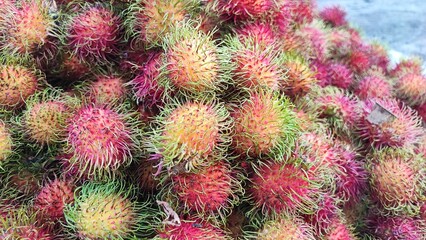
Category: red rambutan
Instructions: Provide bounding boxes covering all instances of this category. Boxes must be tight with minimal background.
[354,74,393,100]
[319,5,348,27]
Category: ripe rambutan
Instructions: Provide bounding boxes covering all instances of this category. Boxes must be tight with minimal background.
[294,22,329,61]
[248,160,321,216]
[310,60,330,87]
[346,48,371,73]
[66,105,141,179]
[85,74,127,105]
[130,51,166,108]
[305,195,340,235]
[280,0,315,26]
[366,42,390,72]
[34,178,75,221]
[125,0,196,46]
[65,4,121,63]
[21,90,71,147]
[282,55,317,98]
[257,215,315,240]
[235,22,279,48]
[319,5,348,27]
[0,0,54,55]
[0,120,12,164]
[323,218,357,240]
[55,53,91,84]
[328,63,353,89]
[225,35,286,91]
[64,181,155,239]
[356,98,423,148]
[158,217,228,239]
[216,0,275,21]
[354,74,393,100]
[368,148,426,215]
[165,161,240,222]
[159,23,228,98]
[231,90,299,159]
[0,63,39,109]
[370,215,426,240]
[149,100,232,171]
[395,73,426,106]
[389,57,423,78]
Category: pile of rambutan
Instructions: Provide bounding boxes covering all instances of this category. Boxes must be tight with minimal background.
[0,0,425,239]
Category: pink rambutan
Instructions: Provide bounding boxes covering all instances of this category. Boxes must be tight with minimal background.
[279,0,315,26]
[257,215,315,240]
[346,49,371,73]
[389,57,423,78]
[66,105,139,178]
[249,160,321,216]
[34,179,75,221]
[328,63,353,89]
[168,161,239,221]
[158,217,228,239]
[310,60,330,87]
[86,74,127,105]
[323,218,357,240]
[368,148,425,215]
[235,22,278,48]
[366,43,390,72]
[354,74,393,100]
[371,216,426,240]
[217,0,275,21]
[319,5,348,27]
[305,195,340,235]
[357,98,423,148]
[294,23,329,61]
[66,5,121,62]
[395,73,426,106]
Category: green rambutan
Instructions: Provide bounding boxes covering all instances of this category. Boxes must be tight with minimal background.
[231,90,299,159]
[368,148,426,216]
[0,63,40,109]
[158,23,229,98]
[148,99,232,171]
[64,181,156,239]
[257,215,315,240]
[225,35,286,91]
[65,105,142,179]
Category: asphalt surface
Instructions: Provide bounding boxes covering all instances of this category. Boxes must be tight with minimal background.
[317,0,426,71]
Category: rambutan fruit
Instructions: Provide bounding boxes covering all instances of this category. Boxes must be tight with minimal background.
[148,99,232,171]
[157,216,228,239]
[159,23,228,98]
[0,0,55,55]
[323,218,357,240]
[20,89,72,148]
[34,178,75,221]
[164,161,240,223]
[64,181,156,239]
[395,73,426,106]
[356,98,423,148]
[0,63,39,109]
[282,55,317,98]
[327,63,353,89]
[136,157,161,193]
[279,0,315,26]
[225,35,287,91]
[368,148,426,216]
[84,74,127,105]
[310,60,330,87]
[65,105,142,179]
[294,22,329,61]
[65,4,121,63]
[257,215,315,240]
[319,5,348,27]
[125,0,197,46]
[366,42,390,72]
[389,56,424,78]
[3,159,44,198]
[248,160,322,216]
[369,215,426,240]
[54,53,91,84]
[235,22,279,48]
[0,120,12,164]
[305,195,340,235]
[231,90,299,159]
[216,0,276,21]
[129,51,166,108]
[354,74,393,100]
[346,48,371,73]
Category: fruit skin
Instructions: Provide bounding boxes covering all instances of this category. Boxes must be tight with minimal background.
[357,98,423,148]
[65,105,141,179]
[395,73,426,106]
[369,215,426,240]
[0,120,12,164]
[157,217,228,240]
[125,0,197,46]
[257,215,315,240]
[367,148,426,216]
[159,23,229,99]
[319,5,348,27]
[0,63,39,109]
[231,90,300,159]
[148,99,232,172]
[165,161,240,223]
[248,160,321,217]
[34,178,75,221]
[0,0,54,55]
[64,181,156,239]
[65,4,121,63]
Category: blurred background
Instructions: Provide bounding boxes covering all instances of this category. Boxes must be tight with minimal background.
[317,0,426,71]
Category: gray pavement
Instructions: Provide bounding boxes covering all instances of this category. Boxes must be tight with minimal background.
[317,0,426,71]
